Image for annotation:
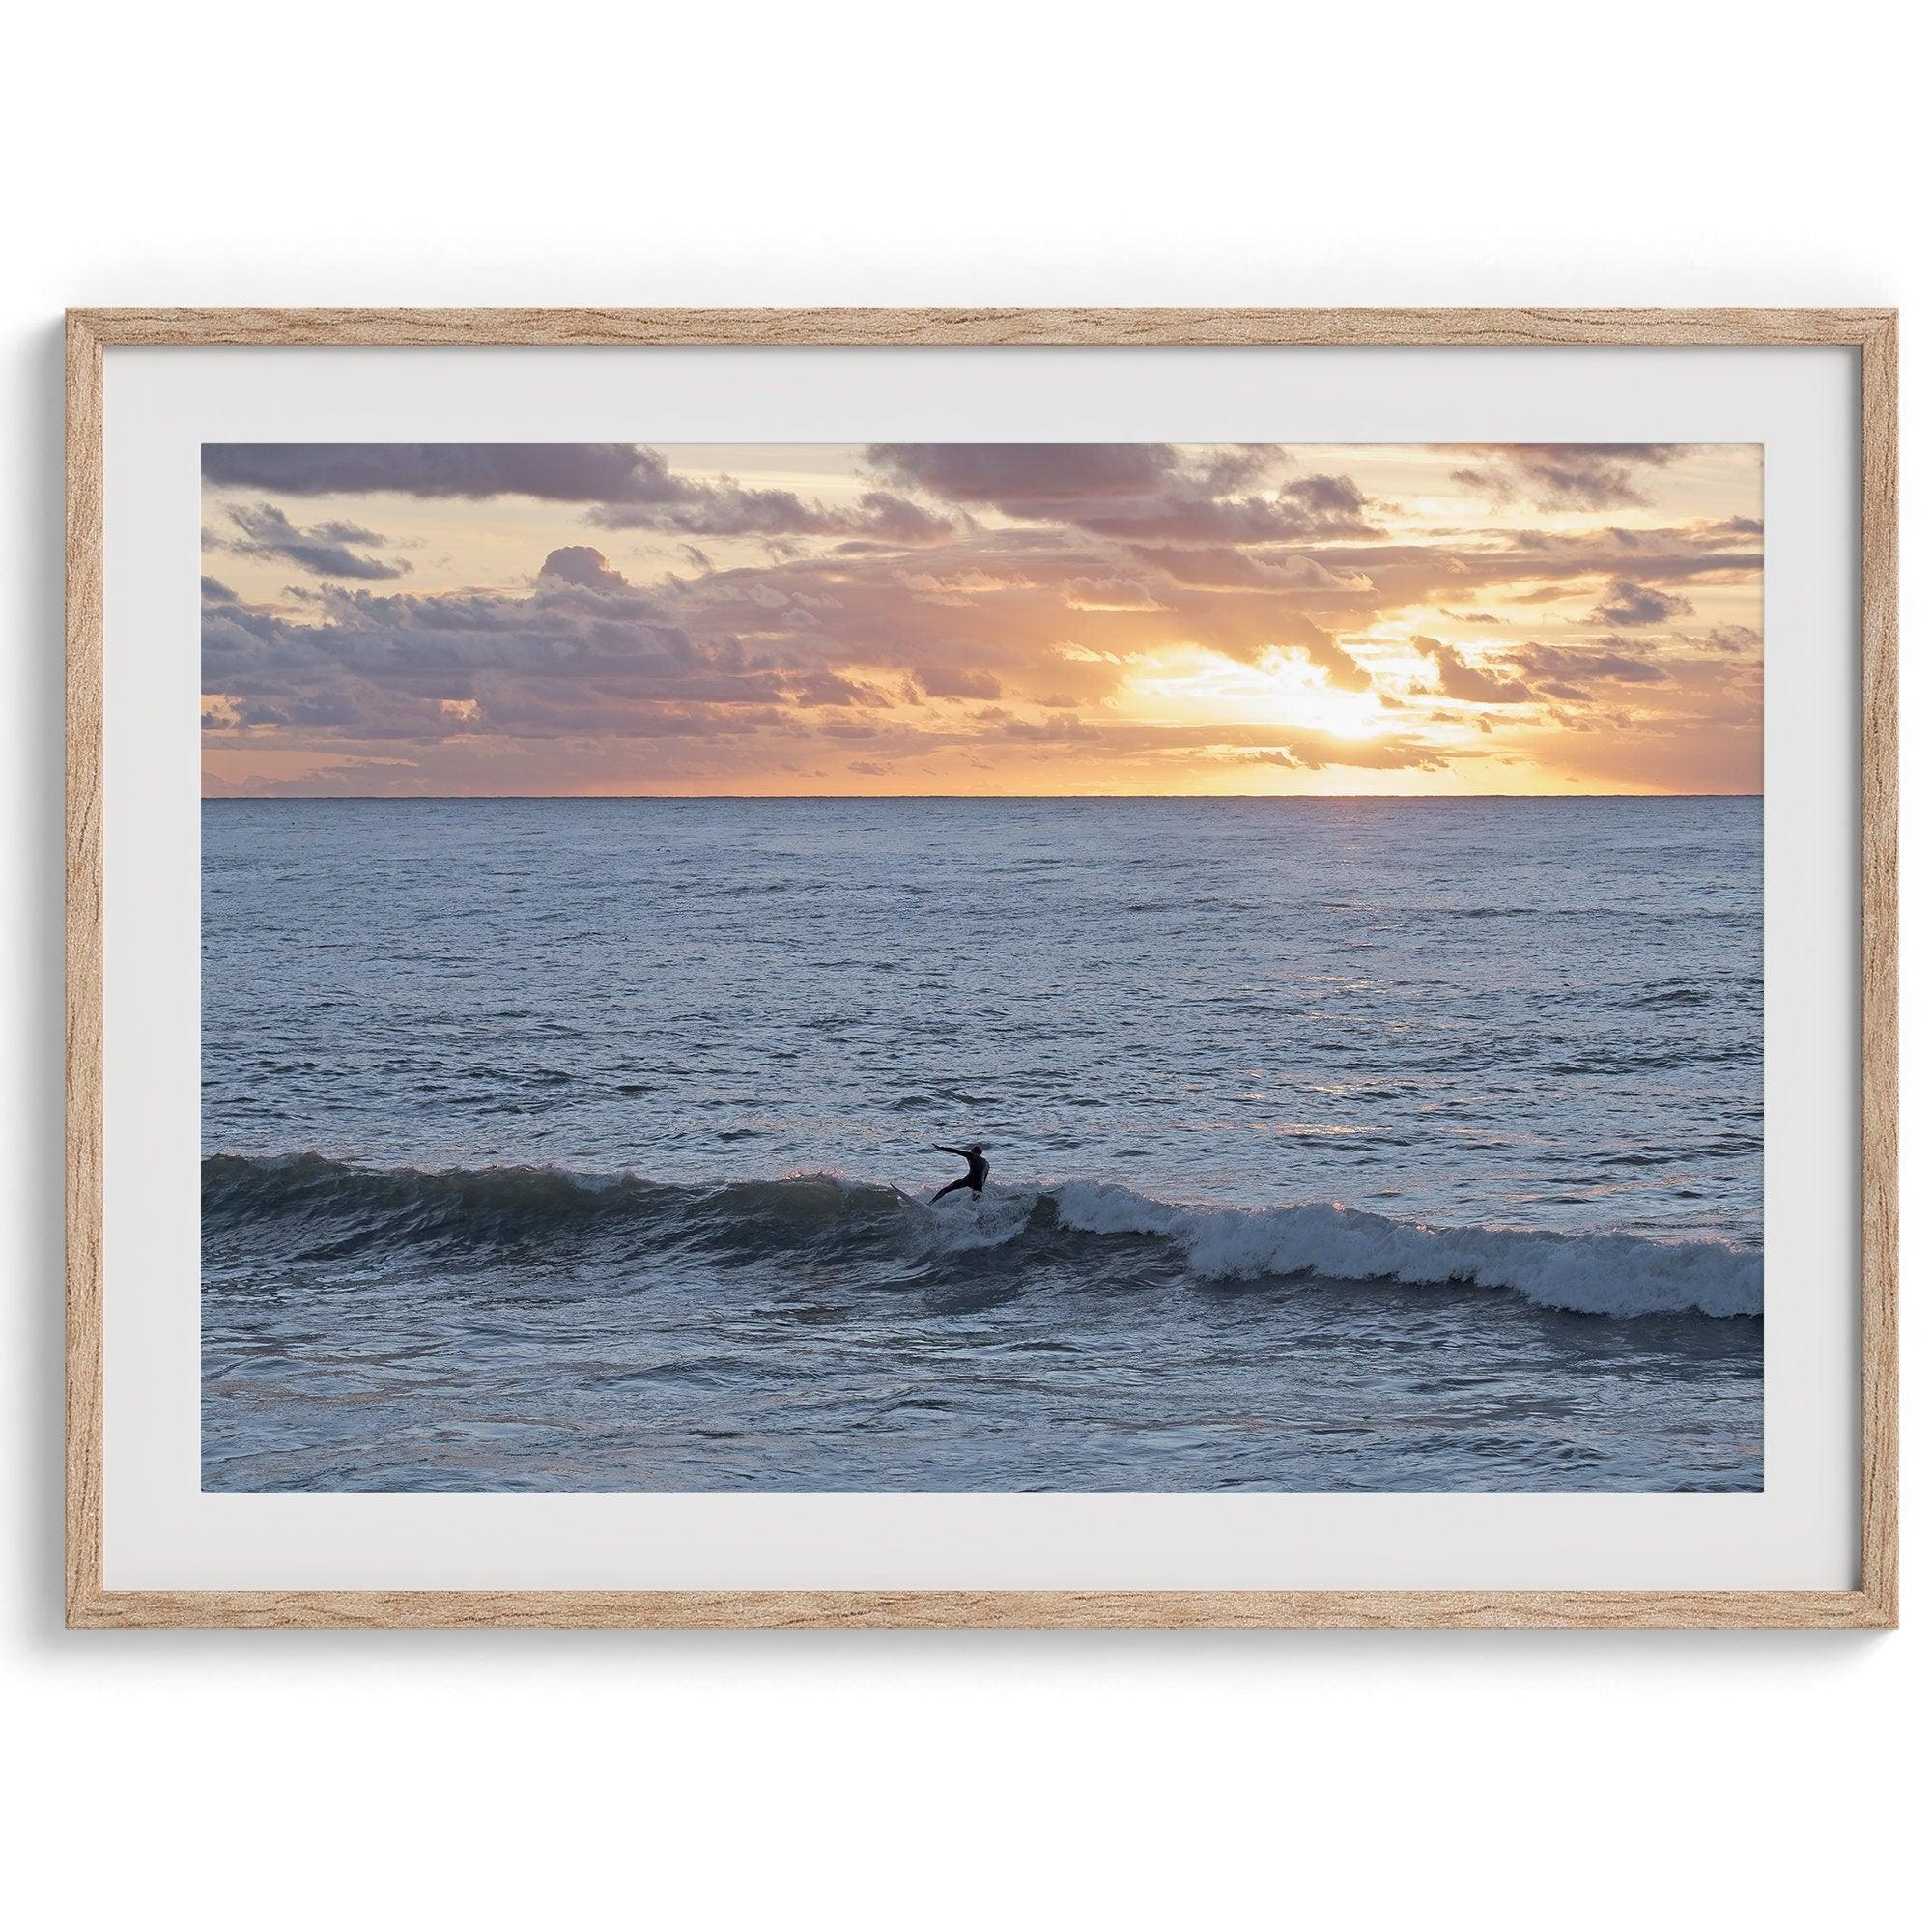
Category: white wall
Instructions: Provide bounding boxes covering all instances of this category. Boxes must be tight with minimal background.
[3,4,1920,1924]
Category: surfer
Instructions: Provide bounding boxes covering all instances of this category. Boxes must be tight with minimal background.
[931,1143,990,1203]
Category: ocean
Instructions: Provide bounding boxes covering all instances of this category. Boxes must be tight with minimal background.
[202,796,1763,1492]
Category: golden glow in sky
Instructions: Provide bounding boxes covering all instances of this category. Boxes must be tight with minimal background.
[201,441,1762,796]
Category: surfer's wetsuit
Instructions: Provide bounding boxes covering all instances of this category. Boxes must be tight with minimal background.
[932,1144,989,1202]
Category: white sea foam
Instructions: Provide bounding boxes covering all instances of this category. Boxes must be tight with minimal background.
[913,1183,1044,1253]
[1045,1180,1763,1319]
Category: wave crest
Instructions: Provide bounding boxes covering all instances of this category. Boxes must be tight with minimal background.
[1047,1180,1760,1319]
[203,1153,1761,1320]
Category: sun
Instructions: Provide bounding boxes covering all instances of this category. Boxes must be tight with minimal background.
[1115,644,1391,740]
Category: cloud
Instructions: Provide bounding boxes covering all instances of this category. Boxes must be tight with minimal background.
[1292,527,1757,622]
[204,443,698,502]
[1589,578,1696,627]
[1415,638,1534,703]
[665,530,1359,698]
[790,671,891,708]
[1127,546,1374,592]
[202,442,963,546]
[1510,642,1669,687]
[1245,734,1448,772]
[867,443,1173,509]
[1450,445,1687,510]
[914,665,1003,699]
[975,708,1103,744]
[212,502,411,580]
[849,492,958,544]
[866,443,1379,543]
[1064,575,1163,611]
[202,443,1763,796]
[538,545,630,589]
[1700,624,1762,655]
[204,553,800,747]
[587,483,958,543]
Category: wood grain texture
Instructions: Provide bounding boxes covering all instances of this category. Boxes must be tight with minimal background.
[1858,313,1901,1628]
[67,305,1894,348]
[65,312,104,1630]
[61,1588,1897,1631]
[63,307,1900,1632]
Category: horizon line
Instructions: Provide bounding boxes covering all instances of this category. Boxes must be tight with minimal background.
[201,790,1766,803]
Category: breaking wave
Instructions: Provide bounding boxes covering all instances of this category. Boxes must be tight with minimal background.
[203,1153,1763,1321]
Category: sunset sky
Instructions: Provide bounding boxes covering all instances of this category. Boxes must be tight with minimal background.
[201,442,1762,796]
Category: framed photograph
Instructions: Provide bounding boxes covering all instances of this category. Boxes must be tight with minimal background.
[66,308,1896,1629]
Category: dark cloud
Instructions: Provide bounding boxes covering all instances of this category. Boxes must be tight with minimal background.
[1451,445,1687,510]
[1302,528,1758,617]
[1128,546,1374,592]
[789,671,892,708]
[202,538,971,762]
[205,561,782,746]
[204,443,692,502]
[202,442,962,546]
[1700,624,1762,655]
[977,708,1104,744]
[867,443,1378,544]
[1281,474,1372,519]
[867,443,1172,508]
[213,502,411,580]
[850,492,958,544]
[1510,642,1669,687]
[914,665,1003,699]
[587,482,958,543]
[1589,578,1696,627]
[538,545,630,589]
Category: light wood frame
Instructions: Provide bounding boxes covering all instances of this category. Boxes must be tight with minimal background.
[65,308,1899,1630]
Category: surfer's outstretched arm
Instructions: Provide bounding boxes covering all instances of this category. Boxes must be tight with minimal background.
[933,1145,971,1160]
[931,1177,973,1203]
